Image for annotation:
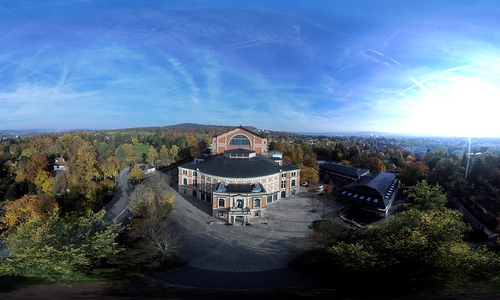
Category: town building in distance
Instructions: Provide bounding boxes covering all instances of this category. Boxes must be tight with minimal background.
[178,126,300,225]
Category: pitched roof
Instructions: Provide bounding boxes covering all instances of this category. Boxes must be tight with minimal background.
[54,157,66,166]
[320,162,369,179]
[334,172,399,210]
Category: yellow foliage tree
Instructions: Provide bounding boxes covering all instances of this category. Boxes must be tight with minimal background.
[0,194,58,229]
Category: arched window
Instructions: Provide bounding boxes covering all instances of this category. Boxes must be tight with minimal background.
[236,199,243,208]
[183,178,187,185]
[291,179,296,187]
[253,198,260,207]
[229,135,250,146]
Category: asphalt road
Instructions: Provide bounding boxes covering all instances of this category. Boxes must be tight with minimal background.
[103,167,133,225]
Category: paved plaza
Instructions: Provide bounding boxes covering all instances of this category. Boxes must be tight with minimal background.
[153,186,343,288]
[165,187,324,272]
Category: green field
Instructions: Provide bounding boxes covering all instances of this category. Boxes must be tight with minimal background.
[131,144,150,158]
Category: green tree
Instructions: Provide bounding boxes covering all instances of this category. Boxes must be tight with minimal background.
[406,180,447,211]
[0,209,123,283]
[115,145,128,163]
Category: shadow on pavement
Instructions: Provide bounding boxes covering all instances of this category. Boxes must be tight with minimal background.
[150,266,320,289]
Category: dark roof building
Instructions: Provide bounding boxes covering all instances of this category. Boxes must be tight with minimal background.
[334,172,400,218]
[319,162,370,186]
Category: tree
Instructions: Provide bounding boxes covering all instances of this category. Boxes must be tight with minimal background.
[15,152,49,183]
[406,180,447,212]
[121,144,136,160]
[428,158,465,193]
[128,163,144,181]
[127,173,177,265]
[159,145,169,160]
[145,145,159,164]
[398,161,429,186]
[169,145,179,159]
[100,156,120,179]
[0,194,58,229]
[299,165,319,184]
[115,145,128,163]
[0,209,123,283]
[326,205,500,286]
[365,157,386,172]
[66,143,100,202]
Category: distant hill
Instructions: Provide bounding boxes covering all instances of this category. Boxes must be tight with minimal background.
[104,123,261,136]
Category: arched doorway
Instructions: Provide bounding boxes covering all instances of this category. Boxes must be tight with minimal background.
[281,191,286,198]
[236,199,243,208]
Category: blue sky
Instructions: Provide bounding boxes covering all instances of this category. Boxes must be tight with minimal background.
[1,1,500,137]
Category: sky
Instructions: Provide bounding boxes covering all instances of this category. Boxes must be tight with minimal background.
[1,0,500,137]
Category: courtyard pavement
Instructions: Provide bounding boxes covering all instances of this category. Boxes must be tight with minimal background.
[153,186,331,288]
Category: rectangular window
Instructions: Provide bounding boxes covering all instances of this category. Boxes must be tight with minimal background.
[273,194,277,201]
[267,196,272,203]
[282,173,286,178]
[281,181,286,188]
[193,171,197,177]
[218,199,225,207]
[183,170,187,175]
[291,172,296,177]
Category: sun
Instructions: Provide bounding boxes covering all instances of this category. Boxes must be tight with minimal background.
[400,66,500,137]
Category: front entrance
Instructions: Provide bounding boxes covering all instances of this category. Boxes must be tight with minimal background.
[281,191,286,198]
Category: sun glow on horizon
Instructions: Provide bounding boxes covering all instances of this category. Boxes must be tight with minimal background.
[400,62,500,138]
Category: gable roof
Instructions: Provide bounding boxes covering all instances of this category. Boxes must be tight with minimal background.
[214,125,265,139]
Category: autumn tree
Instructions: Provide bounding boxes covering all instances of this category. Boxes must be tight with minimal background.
[127,173,177,264]
[0,194,58,229]
[145,145,159,164]
[66,143,100,203]
[169,145,179,159]
[121,144,136,160]
[99,156,120,179]
[365,157,386,172]
[159,145,169,160]
[397,161,429,186]
[299,165,319,184]
[128,163,144,181]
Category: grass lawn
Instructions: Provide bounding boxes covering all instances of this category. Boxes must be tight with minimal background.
[131,144,150,158]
